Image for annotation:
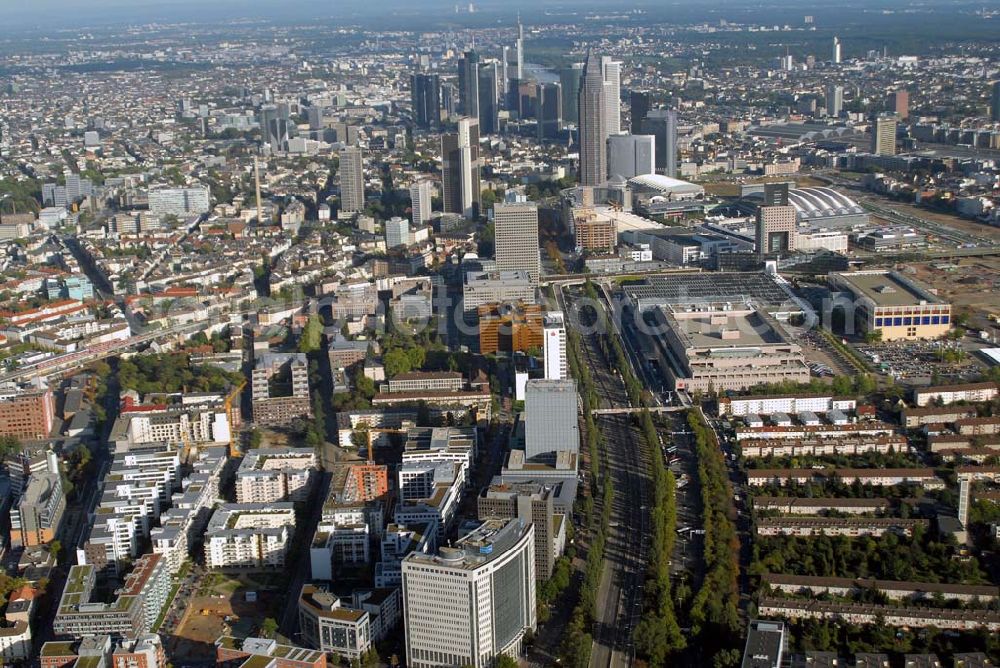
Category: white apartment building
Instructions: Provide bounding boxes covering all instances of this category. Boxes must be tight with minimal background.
[717,393,857,417]
[299,586,373,660]
[204,503,296,570]
[542,312,567,381]
[402,519,536,668]
[148,186,211,219]
[913,382,998,407]
[236,447,316,504]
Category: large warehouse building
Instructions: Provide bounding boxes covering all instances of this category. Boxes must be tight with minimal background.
[829,270,952,341]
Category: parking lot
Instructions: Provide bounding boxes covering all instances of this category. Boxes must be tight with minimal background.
[855,339,982,381]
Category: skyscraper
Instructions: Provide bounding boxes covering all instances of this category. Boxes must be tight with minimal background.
[578,53,608,187]
[339,146,365,218]
[537,82,562,140]
[832,36,842,64]
[260,105,292,152]
[629,91,651,134]
[409,180,433,225]
[410,73,441,128]
[887,89,909,119]
[477,63,500,134]
[756,183,797,258]
[458,51,480,119]
[607,134,655,179]
[641,109,678,178]
[524,379,579,462]
[441,117,481,219]
[542,312,567,381]
[515,15,524,80]
[494,201,540,284]
[871,115,898,156]
[992,81,1000,123]
[825,84,844,117]
[402,518,536,668]
[559,63,584,125]
[601,57,622,136]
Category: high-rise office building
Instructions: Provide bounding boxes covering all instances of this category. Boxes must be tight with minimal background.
[260,105,292,151]
[641,109,678,178]
[630,91,651,134]
[825,84,844,117]
[887,89,909,119]
[494,201,540,284]
[537,82,563,140]
[559,63,584,125]
[402,519,536,668]
[756,183,797,258]
[339,146,365,217]
[607,134,655,179]
[871,114,898,156]
[992,81,1000,122]
[410,73,441,128]
[441,117,481,219]
[409,180,433,225]
[458,51,480,119]
[385,216,410,249]
[832,36,842,64]
[441,82,457,117]
[515,16,525,80]
[542,312,567,381]
[478,63,500,134]
[601,57,622,136]
[578,53,608,187]
[524,379,579,462]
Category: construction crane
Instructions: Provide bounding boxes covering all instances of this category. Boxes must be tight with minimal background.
[225,380,246,458]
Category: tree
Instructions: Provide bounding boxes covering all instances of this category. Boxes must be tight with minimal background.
[248,429,263,449]
[863,329,883,344]
[260,617,279,638]
[383,348,412,377]
[299,314,324,353]
[47,539,63,561]
[495,656,518,668]
[355,374,375,399]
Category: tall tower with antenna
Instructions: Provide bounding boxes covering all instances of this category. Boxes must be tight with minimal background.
[254,156,264,225]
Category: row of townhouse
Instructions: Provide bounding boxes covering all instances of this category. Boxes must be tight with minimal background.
[757,597,1000,632]
[740,435,910,459]
[747,468,944,489]
[734,421,896,442]
[756,516,929,538]
[760,573,1000,603]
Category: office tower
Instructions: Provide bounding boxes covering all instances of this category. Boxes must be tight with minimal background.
[441,117,481,219]
[477,63,500,134]
[992,81,1000,122]
[871,114,898,156]
[458,51,480,119]
[501,46,510,93]
[887,89,909,119]
[148,186,211,219]
[409,180,433,225]
[641,108,678,178]
[537,82,563,140]
[515,15,524,80]
[441,82,457,117]
[524,379,579,462]
[559,63,584,124]
[630,91,651,133]
[832,36,842,64]
[339,146,365,217]
[385,216,410,249]
[542,312,567,381]
[260,105,291,151]
[607,134,655,179]
[578,53,608,187]
[402,519,536,668]
[494,201,540,284]
[410,73,441,128]
[307,105,325,131]
[825,84,844,117]
[601,57,622,136]
[756,183,797,258]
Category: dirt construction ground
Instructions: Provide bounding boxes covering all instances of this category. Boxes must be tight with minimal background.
[167,591,276,661]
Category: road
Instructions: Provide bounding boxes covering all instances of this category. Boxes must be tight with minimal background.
[278,471,331,640]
